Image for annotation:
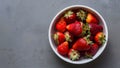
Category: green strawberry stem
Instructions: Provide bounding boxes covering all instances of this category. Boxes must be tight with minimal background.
[85,52,93,59]
[81,23,91,36]
[69,49,80,61]
[64,11,73,18]
[99,34,106,45]
[76,10,87,21]
[65,32,72,42]
[84,35,93,45]
[53,34,59,44]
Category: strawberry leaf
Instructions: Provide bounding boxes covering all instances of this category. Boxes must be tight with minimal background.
[85,52,93,59]
[84,35,93,45]
[53,34,59,44]
[81,23,91,36]
[77,10,87,21]
[65,32,72,42]
[99,33,106,45]
[64,11,73,18]
[69,49,80,61]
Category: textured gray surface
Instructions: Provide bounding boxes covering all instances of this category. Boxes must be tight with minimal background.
[0,0,119,68]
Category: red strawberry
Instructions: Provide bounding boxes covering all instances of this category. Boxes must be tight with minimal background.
[56,18,66,32]
[64,31,73,42]
[89,35,94,41]
[72,35,92,51]
[66,21,82,36]
[86,13,99,24]
[68,49,80,61]
[85,43,98,58]
[94,32,106,45]
[89,23,103,36]
[64,11,76,23]
[57,41,69,56]
[53,32,65,44]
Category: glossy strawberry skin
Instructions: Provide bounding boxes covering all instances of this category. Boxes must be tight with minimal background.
[66,21,82,36]
[64,11,76,24]
[72,38,90,51]
[56,18,66,32]
[85,43,98,56]
[53,32,65,45]
[89,23,103,36]
[57,41,69,56]
[86,13,99,24]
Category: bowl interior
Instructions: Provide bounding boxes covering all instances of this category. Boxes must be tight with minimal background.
[49,5,108,64]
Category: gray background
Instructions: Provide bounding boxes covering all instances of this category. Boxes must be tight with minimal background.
[0,0,119,68]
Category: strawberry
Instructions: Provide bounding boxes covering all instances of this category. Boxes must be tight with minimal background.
[66,21,82,36]
[68,49,80,61]
[64,31,73,42]
[94,32,106,45]
[85,43,98,58]
[86,13,99,24]
[56,18,66,32]
[53,32,65,44]
[64,11,76,24]
[72,35,92,51]
[89,35,94,41]
[89,23,103,36]
[57,41,69,56]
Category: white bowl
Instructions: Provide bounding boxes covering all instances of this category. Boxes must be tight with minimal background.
[48,5,108,64]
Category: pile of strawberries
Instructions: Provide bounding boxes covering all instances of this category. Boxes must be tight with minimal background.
[53,9,106,61]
